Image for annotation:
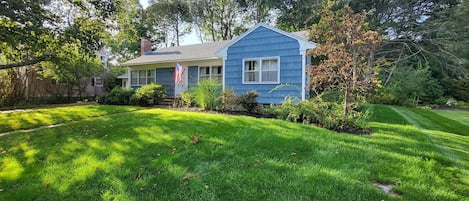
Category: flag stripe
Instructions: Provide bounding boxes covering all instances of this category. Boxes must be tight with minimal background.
[175,62,185,84]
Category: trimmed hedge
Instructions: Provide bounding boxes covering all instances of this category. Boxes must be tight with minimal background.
[97,87,134,105]
[130,83,166,106]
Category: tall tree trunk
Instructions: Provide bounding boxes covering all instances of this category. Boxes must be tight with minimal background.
[176,22,180,46]
[176,7,180,46]
[343,87,349,117]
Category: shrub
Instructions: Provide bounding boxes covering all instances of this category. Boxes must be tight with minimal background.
[181,89,196,108]
[130,83,166,106]
[266,98,370,131]
[103,66,127,92]
[194,79,222,110]
[445,78,469,102]
[221,89,241,110]
[97,87,134,105]
[239,90,259,113]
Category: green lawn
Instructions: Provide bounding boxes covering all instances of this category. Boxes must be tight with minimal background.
[0,105,468,200]
[0,105,142,133]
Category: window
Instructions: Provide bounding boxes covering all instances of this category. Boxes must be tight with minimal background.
[244,60,259,82]
[130,69,156,86]
[199,66,210,80]
[94,77,103,87]
[211,66,222,80]
[100,56,106,63]
[243,57,279,84]
[261,59,278,82]
[131,71,138,85]
[138,70,146,85]
[147,70,155,84]
[199,66,222,81]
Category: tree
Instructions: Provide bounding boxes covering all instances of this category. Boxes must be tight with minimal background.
[309,4,382,116]
[40,43,103,98]
[0,0,117,106]
[107,0,155,62]
[0,0,118,70]
[348,0,467,102]
[146,0,192,47]
[275,0,322,32]
[236,0,278,23]
[382,66,443,106]
[191,0,246,41]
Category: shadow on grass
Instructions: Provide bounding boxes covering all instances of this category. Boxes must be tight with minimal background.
[0,108,467,200]
[0,109,393,201]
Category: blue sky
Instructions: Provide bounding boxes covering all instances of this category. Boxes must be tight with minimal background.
[139,0,201,45]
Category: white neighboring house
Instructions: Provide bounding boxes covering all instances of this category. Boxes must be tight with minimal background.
[85,48,110,96]
[118,72,129,88]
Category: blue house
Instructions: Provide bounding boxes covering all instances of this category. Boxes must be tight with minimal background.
[122,23,316,104]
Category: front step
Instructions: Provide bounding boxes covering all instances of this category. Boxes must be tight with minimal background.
[160,97,181,106]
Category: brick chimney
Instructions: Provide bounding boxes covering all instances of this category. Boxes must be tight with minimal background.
[141,38,152,55]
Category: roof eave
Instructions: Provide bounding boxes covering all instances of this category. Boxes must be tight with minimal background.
[123,56,221,66]
[215,23,318,56]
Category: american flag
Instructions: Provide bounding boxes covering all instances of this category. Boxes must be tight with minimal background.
[174,62,185,84]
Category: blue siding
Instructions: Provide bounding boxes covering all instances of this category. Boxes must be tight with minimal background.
[156,68,175,96]
[188,66,198,90]
[225,26,303,104]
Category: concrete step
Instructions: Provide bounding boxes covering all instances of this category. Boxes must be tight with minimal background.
[160,97,181,106]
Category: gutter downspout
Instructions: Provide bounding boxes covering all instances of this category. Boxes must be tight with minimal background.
[300,50,306,101]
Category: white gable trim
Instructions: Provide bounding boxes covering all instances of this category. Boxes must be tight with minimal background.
[215,23,317,57]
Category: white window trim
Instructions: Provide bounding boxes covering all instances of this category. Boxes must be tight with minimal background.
[242,56,280,84]
[130,69,156,86]
[198,65,222,83]
[94,77,103,87]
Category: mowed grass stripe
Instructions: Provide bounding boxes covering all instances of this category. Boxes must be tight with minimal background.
[389,105,469,188]
[433,109,469,127]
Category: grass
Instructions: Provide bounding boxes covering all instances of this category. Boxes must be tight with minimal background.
[0,105,468,200]
[0,105,142,133]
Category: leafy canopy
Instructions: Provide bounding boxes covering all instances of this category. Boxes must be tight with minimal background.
[309,4,382,116]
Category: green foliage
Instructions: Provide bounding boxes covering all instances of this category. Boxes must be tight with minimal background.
[194,79,221,110]
[108,0,164,62]
[145,0,191,46]
[375,66,444,106]
[267,98,370,131]
[275,0,322,31]
[445,78,469,101]
[221,89,241,110]
[309,4,382,117]
[239,90,259,113]
[181,89,196,108]
[97,87,134,105]
[191,0,246,41]
[0,0,117,70]
[350,0,467,104]
[130,84,166,106]
[103,66,127,92]
[40,43,104,97]
[236,0,278,23]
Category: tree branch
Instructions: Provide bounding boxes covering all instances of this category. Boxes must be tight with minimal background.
[0,55,49,70]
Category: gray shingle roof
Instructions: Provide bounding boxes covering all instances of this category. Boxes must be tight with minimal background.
[122,30,310,66]
[123,40,231,66]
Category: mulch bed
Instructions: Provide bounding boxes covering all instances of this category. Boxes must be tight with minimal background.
[164,106,371,135]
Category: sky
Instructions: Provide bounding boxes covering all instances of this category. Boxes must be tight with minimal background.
[139,0,202,46]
